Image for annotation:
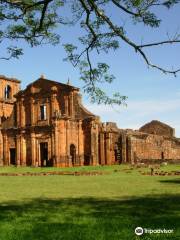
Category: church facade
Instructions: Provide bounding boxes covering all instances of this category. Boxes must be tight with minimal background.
[0,75,180,167]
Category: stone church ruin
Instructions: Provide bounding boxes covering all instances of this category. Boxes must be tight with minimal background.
[0,75,180,167]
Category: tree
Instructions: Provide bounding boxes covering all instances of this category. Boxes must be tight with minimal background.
[0,0,180,105]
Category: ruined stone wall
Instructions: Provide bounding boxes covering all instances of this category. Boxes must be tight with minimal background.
[98,122,120,165]
[0,76,20,119]
[82,118,99,166]
[129,134,180,163]
[55,119,84,167]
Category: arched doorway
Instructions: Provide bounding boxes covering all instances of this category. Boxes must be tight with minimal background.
[70,144,76,166]
[40,142,48,167]
[161,152,164,160]
[10,148,16,165]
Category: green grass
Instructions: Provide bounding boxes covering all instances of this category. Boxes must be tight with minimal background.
[0,164,179,240]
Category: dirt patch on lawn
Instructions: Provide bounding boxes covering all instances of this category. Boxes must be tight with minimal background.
[0,170,109,177]
[139,170,180,176]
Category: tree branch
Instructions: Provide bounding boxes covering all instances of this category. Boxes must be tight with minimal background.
[38,0,52,31]
[111,0,140,17]
[87,0,180,75]
[138,39,180,48]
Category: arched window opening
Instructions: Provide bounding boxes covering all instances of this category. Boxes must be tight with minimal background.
[40,105,47,120]
[70,144,76,166]
[4,85,12,99]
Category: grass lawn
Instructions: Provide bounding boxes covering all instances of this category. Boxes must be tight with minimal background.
[0,164,179,240]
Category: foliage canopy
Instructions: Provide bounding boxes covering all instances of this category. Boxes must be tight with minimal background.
[0,0,180,104]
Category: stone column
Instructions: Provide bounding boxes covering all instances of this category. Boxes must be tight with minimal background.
[19,101,22,127]
[50,94,55,120]
[64,96,69,116]
[53,121,59,166]
[30,98,35,126]
[78,120,84,166]
[31,132,36,166]
[69,93,74,117]
[99,132,105,165]
[36,139,39,167]
[0,130,3,166]
[51,131,55,166]
[109,133,113,165]
[54,127,59,164]
[3,134,8,165]
[95,124,99,165]
[20,134,26,166]
[121,133,127,163]
[16,135,21,166]
[20,99,25,127]
[105,132,111,165]
[90,122,99,166]
[16,102,20,127]
[127,136,134,164]
[66,120,70,166]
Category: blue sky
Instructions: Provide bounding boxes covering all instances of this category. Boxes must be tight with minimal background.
[0,3,180,136]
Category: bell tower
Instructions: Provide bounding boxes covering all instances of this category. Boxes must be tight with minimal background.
[0,75,21,120]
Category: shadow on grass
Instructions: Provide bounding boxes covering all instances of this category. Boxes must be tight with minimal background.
[159,179,180,184]
[0,195,179,240]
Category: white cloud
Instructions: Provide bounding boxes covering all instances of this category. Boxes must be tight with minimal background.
[84,98,180,137]
[85,99,180,117]
[128,99,179,113]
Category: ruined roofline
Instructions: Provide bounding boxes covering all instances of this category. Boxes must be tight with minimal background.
[79,105,96,118]
[77,95,96,118]
[119,127,180,142]
[140,120,174,131]
[0,75,21,83]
